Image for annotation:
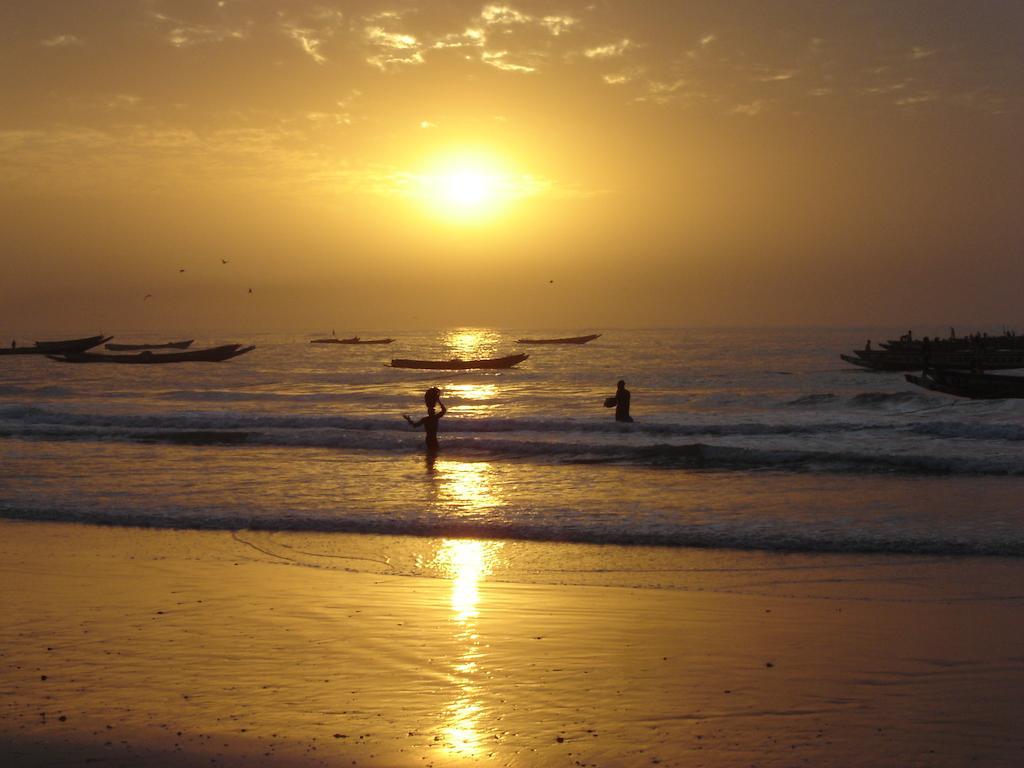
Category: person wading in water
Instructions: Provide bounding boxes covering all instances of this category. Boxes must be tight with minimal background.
[404,387,447,450]
[604,379,633,422]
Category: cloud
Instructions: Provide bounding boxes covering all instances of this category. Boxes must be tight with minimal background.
[480,5,532,26]
[40,34,81,48]
[366,27,419,50]
[152,13,248,48]
[584,39,632,59]
[364,25,425,70]
[433,28,486,49]
[285,26,326,63]
[909,46,937,61]
[481,50,535,73]
[731,99,766,116]
[540,15,577,36]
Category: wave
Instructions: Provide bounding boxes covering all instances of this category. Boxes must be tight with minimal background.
[1,504,1021,557]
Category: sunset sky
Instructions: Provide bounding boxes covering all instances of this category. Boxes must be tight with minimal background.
[2,0,1021,332]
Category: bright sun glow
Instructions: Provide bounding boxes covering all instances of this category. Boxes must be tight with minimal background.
[408,150,547,220]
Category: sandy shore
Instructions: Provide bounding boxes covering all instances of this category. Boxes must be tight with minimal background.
[1,520,1022,767]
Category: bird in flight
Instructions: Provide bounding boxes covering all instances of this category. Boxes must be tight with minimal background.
[144,294,153,300]
[221,258,229,264]
[178,268,185,273]
[248,288,253,294]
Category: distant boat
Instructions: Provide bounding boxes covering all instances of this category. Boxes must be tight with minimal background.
[49,344,255,364]
[516,333,601,345]
[310,337,394,345]
[390,353,529,370]
[842,349,1024,371]
[905,369,1024,399]
[105,339,194,351]
[1,334,111,356]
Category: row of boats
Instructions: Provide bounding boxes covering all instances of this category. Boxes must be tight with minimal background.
[842,330,1024,399]
[2,332,603,368]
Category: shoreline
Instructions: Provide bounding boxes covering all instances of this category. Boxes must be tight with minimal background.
[2,520,1023,766]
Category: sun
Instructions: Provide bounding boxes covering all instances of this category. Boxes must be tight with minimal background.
[440,168,493,209]
[410,149,539,221]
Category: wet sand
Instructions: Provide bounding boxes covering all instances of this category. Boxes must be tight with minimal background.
[1,520,1023,767]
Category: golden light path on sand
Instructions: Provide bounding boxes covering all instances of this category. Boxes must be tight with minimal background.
[429,538,505,758]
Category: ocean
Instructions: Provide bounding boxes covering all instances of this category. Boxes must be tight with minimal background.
[2,327,1023,559]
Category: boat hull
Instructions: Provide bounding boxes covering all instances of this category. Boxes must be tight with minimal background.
[516,334,601,345]
[105,340,194,351]
[390,353,529,370]
[906,369,1024,399]
[1,335,111,356]
[49,344,255,364]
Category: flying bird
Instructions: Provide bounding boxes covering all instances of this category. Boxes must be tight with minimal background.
[178,268,185,273]
[144,294,153,300]
[248,288,253,294]
[221,258,229,264]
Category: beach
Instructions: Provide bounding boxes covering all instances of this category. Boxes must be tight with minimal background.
[2,520,1022,767]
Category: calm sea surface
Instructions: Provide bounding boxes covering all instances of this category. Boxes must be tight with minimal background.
[2,327,1023,557]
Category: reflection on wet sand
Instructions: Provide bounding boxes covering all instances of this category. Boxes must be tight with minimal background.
[429,538,504,757]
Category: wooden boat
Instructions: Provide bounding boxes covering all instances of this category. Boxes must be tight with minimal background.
[49,344,255,364]
[105,339,194,351]
[841,349,1024,372]
[390,353,529,370]
[516,333,601,345]
[1,335,111,356]
[310,337,394,345]
[905,369,1024,399]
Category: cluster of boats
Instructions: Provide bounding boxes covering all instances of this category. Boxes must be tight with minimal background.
[3,332,603,369]
[2,335,255,364]
[841,330,1024,399]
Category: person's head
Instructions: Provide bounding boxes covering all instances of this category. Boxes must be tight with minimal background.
[617,379,626,390]
[424,387,441,409]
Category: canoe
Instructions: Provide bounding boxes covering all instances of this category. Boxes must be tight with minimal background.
[1,335,111,356]
[390,353,529,370]
[105,339,194,351]
[841,349,1024,372]
[905,369,1024,399]
[516,334,601,345]
[310,337,394,345]
[49,344,256,364]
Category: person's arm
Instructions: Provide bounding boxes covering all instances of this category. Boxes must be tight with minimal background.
[403,414,423,428]
[437,401,447,418]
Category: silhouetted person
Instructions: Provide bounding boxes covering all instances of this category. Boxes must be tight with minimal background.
[10,340,15,350]
[865,339,872,352]
[604,379,633,422]
[404,391,447,450]
[921,336,932,372]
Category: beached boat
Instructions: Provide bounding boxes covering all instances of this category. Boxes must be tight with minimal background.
[390,353,529,370]
[905,369,1024,399]
[841,349,1024,372]
[310,337,394,345]
[516,334,601,345]
[105,339,194,351]
[1,334,111,356]
[49,344,255,364]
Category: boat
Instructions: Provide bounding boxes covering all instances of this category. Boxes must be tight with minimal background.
[48,344,256,364]
[389,353,529,370]
[905,369,1024,399]
[105,339,194,351]
[841,348,1024,372]
[310,337,394,345]
[1,334,111,356]
[516,334,601,345]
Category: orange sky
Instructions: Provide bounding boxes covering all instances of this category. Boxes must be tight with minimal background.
[1,1,1021,332]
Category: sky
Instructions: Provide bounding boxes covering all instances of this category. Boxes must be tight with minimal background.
[1,0,1022,333]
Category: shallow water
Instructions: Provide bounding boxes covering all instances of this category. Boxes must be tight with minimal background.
[2,327,1023,555]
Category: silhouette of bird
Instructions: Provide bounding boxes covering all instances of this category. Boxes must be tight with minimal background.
[248,288,253,294]
[221,258,229,264]
[144,294,153,300]
[549,279,554,284]
[178,268,185,273]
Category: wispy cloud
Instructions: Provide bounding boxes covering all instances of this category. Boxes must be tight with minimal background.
[152,13,248,48]
[40,34,82,48]
[285,25,326,63]
[480,5,532,26]
[540,15,577,36]
[584,39,632,59]
[481,50,535,73]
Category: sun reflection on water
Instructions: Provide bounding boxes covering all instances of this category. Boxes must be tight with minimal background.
[435,460,501,515]
[444,328,501,359]
[429,539,504,757]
